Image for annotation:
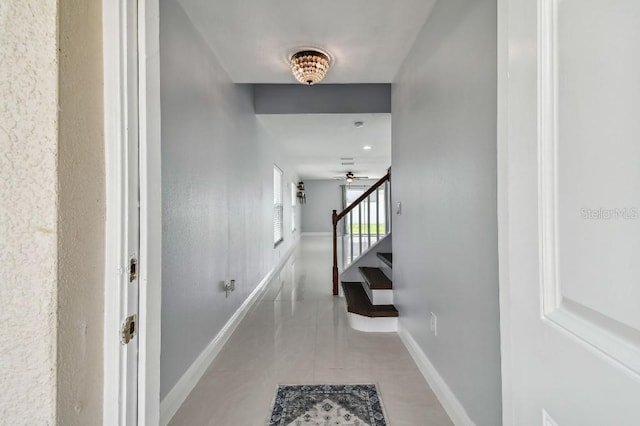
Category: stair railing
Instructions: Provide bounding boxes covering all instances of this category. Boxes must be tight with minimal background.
[332,172,391,295]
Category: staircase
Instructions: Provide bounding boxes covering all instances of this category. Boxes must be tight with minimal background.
[331,171,391,294]
[332,171,397,332]
[342,252,398,332]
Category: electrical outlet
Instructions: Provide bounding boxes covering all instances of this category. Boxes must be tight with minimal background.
[430,312,438,336]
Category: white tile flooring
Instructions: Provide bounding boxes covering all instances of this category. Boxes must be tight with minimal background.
[169,236,452,425]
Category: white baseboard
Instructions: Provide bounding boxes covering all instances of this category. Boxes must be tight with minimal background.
[397,322,476,426]
[301,231,333,237]
[347,312,397,333]
[159,244,296,425]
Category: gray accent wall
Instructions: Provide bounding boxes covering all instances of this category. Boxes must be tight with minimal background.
[391,0,501,425]
[160,0,300,399]
[301,180,344,233]
[253,84,391,115]
[301,180,378,233]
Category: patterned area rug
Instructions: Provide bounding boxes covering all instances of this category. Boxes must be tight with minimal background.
[268,384,388,426]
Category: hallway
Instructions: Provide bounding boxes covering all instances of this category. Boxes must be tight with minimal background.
[169,236,452,425]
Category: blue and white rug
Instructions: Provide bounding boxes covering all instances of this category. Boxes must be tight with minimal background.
[268,384,388,426]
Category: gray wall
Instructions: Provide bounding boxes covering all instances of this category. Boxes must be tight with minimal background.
[254,84,391,114]
[160,0,300,398]
[301,180,343,233]
[301,180,377,233]
[391,0,501,425]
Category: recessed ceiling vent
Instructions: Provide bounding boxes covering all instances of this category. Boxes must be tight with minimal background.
[340,157,355,166]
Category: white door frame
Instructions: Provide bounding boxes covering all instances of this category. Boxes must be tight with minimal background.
[103,0,162,424]
[496,0,512,424]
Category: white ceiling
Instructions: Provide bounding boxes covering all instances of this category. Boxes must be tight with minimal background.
[257,114,391,180]
[177,0,437,84]
[176,0,435,179]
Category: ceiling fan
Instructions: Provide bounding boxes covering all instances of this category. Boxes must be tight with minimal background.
[333,171,369,184]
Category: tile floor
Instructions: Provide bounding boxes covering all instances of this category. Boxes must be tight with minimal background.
[169,235,453,425]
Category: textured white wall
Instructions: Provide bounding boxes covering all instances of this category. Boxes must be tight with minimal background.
[392,0,501,424]
[160,0,300,398]
[57,0,105,423]
[0,1,58,424]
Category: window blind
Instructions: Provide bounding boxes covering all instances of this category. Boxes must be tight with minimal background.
[291,182,296,232]
[273,166,283,244]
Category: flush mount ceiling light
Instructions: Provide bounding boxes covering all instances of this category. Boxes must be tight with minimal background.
[290,49,331,85]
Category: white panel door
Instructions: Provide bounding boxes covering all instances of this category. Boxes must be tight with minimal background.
[499,0,640,425]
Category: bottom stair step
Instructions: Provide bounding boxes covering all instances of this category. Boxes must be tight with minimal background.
[341,282,399,318]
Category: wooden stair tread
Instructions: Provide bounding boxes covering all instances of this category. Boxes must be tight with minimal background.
[342,282,399,318]
[359,267,392,290]
[376,252,392,268]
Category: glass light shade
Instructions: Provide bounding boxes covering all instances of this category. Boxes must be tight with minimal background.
[346,172,355,183]
[290,50,331,85]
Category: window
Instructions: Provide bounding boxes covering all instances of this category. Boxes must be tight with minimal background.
[273,165,283,245]
[291,182,296,232]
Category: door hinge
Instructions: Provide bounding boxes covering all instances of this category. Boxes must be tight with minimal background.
[121,314,137,344]
[129,256,137,283]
